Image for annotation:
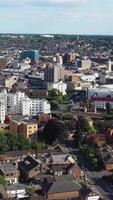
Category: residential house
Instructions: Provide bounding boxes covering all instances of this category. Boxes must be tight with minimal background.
[47,175,82,200]
[5,183,28,199]
[9,116,38,142]
[18,155,41,181]
[99,149,113,171]
[0,163,19,184]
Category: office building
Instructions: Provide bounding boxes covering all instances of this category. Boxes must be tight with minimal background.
[76,59,91,70]
[44,64,64,83]
[63,53,76,64]
[20,49,39,65]
[108,59,113,72]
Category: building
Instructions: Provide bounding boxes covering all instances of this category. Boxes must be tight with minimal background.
[6,184,28,199]
[88,85,113,110]
[108,59,113,72]
[63,52,76,64]
[55,53,63,67]
[19,120,38,141]
[0,56,8,69]
[22,98,51,116]
[47,81,67,95]
[47,176,82,200]
[0,76,17,89]
[20,49,39,65]
[7,91,25,114]
[91,97,113,110]
[0,98,5,123]
[44,64,64,83]
[18,155,41,181]
[27,76,47,90]
[88,85,113,99]
[9,117,38,141]
[80,74,96,83]
[76,59,91,70]
[6,91,51,116]
[0,163,19,184]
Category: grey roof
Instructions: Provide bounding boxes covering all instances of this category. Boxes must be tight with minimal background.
[48,180,82,194]
[51,154,67,164]
[0,163,18,173]
[6,183,27,191]
[55,175,74,182]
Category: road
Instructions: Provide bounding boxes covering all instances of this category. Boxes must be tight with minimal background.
[66,139,113,200]
[85,171,113,200]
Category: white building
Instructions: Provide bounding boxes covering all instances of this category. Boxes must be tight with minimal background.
[7,91,25,114]
[108,59,113,72]
[0,89,7,123]
[47,81,67,95]
[22,98,51,116]
[0,90,51,116]
[91,96,113,110]
[88,85,113,99]
[0,98,5,123]
[80,74,97,83]
[88,85,113,110]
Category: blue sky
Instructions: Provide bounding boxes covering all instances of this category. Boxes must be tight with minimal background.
[0,0,113,34]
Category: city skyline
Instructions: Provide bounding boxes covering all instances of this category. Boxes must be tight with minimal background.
[0,0,113,35]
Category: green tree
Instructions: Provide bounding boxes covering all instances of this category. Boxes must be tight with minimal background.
[86,124,96,134]
[0,131,9,153]
[43,119,66,144]
[26,187,35,197]
[50,100,60,110]
[0,176,6,185]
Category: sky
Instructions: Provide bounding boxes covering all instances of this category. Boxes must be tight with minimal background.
[0,0,113,35]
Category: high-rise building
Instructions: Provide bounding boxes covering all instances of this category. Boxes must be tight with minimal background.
[20,49,39,65]
[44,64,64,83]
[63,53,76,64]
[76,59,91,70]
[108,59,113,72]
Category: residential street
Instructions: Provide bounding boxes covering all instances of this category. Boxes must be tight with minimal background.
[66,139,113,200]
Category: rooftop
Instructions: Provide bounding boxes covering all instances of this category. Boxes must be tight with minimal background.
[0,163,18,173]
[48,180,82,194]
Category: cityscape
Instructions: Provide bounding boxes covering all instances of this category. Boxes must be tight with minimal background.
[0,0,113,200]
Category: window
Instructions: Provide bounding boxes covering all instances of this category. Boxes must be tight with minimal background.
[28,126,32,129]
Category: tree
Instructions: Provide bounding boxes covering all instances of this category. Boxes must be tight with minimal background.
[0,176,6,185]
[106,102,111,114]
[43,118,66,144]
[0,131,9,153]
[26,187,34,197]
[86,124,96,134]
[50,100,60,110]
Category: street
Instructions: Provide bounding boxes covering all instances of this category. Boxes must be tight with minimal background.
[66,139,113,200]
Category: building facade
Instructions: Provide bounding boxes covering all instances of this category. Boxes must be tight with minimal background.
[0,90,51,117]
[20,49,39,65]
[44,65,64,83]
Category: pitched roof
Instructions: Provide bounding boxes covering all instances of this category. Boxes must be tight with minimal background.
[48,180,82,194]
[20,155,40,171]
[0,163,18,173]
